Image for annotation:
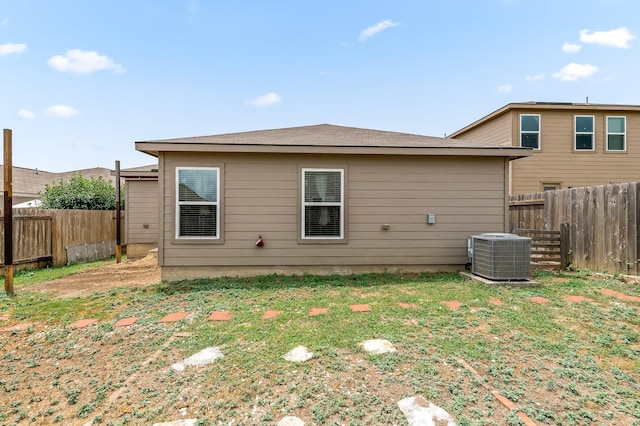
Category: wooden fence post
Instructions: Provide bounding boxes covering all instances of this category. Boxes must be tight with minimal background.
[3,129,14,296]
[115,160,122,263]
[560,222,570,269]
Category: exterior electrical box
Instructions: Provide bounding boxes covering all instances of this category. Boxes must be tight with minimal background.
[468,233,532,280]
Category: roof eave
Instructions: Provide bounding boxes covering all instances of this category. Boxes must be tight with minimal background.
[448,103,515,138]
[135,142,531,159]
[119,170,159,179]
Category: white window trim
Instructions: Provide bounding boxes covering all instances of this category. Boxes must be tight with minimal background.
[301,168,344,240]
[175,167,220,240]
[606,116,626,152]
[575,115,595,151]
[519,114,541,150]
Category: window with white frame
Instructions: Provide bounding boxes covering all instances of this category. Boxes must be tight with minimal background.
[302,169,343,239]
[575,115,594,150]
[606,116,626,151]
[176,167,219,239]
[520,114,540,149]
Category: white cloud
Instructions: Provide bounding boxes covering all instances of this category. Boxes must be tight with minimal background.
[562,42,581,53]
[45,105,79,118]
[17,109,35,119]
[497,84,513,93]
[47,49,124,75]
[248,92,282,107]
[526,73,545,81]
[0,43,27,56]
[579,27,636,49]
[553,63,598,81]
[359,20,400,41]
[1,18,8,26]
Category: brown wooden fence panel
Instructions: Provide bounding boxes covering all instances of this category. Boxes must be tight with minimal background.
[1,208,125,269]
[509,193,545,230]
[0,215,53,270]
[509,182,640,275]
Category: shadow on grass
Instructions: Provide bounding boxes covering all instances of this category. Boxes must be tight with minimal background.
[155,271,464,294]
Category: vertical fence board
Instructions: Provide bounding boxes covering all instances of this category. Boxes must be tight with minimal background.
[635,182,640,275]
[560,223,570,268]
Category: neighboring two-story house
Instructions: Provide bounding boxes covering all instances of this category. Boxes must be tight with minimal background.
[449,102,640,194]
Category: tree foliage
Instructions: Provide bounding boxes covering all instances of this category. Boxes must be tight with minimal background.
[40,174,123,210]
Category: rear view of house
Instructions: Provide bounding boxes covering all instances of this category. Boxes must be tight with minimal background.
[449,102,640,194]
[135,124,530,281]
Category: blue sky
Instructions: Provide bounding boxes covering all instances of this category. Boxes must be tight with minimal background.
[1,0,638,172]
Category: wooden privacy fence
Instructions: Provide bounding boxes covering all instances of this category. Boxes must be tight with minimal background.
[0,208,124,271]
[510,182,640,275]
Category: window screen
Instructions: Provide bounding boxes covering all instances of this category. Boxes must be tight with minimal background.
[176,168,219,238]
[302,169,343,238]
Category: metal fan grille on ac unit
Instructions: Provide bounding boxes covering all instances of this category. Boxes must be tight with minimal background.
[470,233,532,280]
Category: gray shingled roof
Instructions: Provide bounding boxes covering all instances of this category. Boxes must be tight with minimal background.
[138,124,501,149]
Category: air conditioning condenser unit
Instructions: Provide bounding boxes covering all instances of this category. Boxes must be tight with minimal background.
[469,233,532,280]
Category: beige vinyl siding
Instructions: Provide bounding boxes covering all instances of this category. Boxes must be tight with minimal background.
[451,112,512,146]
[511,110,640,194]
[125,180,158,244]
[160,152,506,269]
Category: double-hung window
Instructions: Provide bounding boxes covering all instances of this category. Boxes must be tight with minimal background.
[176,167,219,239]
[575,116,594,151]
[520,114,540,149]
[606,116,626,151]
[302,169,344,239]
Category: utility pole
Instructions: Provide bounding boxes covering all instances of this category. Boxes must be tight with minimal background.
[115,160,122,263]
[4,129,14,296]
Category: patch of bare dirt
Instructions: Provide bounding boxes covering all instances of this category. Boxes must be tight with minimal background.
[27,253,161,298]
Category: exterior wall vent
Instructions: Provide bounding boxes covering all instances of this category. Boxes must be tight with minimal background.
[469,233,532,280]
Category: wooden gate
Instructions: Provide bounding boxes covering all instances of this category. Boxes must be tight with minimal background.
[512,224,570,269]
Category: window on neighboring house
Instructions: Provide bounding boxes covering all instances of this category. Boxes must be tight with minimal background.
[302,169,344,239]
[520,114,540,149]
[575,115,594,150]
[176,167,219,239]
[542,183,561,191]
[606,116,626,151]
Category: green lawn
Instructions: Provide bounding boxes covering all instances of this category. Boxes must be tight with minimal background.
[0,266,639,425]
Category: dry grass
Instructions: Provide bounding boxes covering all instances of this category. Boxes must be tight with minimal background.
[1,268,639,425]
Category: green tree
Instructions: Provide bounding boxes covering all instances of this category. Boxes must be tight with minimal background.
[40,174,123,210]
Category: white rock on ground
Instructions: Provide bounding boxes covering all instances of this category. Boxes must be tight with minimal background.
[171,346,224,371]
[152,420,198,426]
[277,415,305,426]
[398,396,457,426]
[283,346,313,362]
[360,339,397,354]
